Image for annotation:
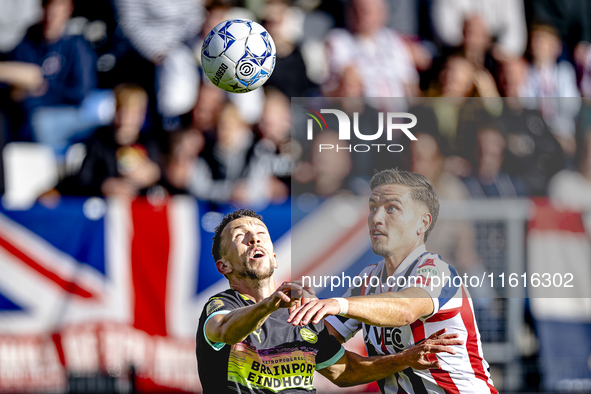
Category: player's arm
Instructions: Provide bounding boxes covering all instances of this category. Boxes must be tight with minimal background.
[318,328,462,387]
[206,282,306,345]
[288,287,433,327]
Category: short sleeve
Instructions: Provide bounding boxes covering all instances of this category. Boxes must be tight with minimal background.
[404,258,461,319]
[202,292,244,350]
[314,326,345,370]
[325,315,362,343]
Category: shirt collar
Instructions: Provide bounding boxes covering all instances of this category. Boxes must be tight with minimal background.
[390,244,427,276]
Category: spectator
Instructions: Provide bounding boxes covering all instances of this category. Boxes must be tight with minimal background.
[115,0,203,123]
[462,14,493,70]
[575,42,591,97]
[188,102,271,206]
[324,0,419,101]
[463,123,528,198]
[251,88,293,201]
[6,0,109,151]
[57,83,160,197]
[324,66,402,179]
[431,0,527,58]
[163,127,205,195]
[521,22,581,157]
[548,126,591,213]
[527,0,591,59]
[426,54,498,155]
[262,0,317,97]
[0,0,42,55]
[192,82,226,134]
[496,60,565,195]
[292,130,353,198]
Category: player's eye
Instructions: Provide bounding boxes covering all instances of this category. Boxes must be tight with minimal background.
[369,206,377,213]
[387,205,397,212]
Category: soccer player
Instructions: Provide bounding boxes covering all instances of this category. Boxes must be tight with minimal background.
[288,169,498,393]
[196,209,464,393]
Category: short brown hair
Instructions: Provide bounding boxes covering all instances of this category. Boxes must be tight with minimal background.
[114,83,148,111]
[370,169,439,241]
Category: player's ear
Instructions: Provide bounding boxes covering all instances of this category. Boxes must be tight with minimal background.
[272,254,278,269]
[417,212,432,237]
[216,259,232,275]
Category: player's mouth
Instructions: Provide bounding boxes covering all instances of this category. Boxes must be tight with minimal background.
[249,248,266,260]
[371,228,387,239]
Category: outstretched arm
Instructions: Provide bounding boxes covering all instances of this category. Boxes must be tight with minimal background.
[288,287,433,327]
[206,282,308,345]
[319,328,462,387]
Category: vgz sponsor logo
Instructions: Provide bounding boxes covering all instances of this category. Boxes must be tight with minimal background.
[304,108,417,153]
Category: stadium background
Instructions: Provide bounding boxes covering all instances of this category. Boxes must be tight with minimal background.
[0,0,591,392]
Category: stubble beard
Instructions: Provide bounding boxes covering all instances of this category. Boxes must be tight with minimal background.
[236,260,275,281]
[371,242,392,258]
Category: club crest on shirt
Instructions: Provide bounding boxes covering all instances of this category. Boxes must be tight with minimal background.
[206,299,224,315]
[300,328,318,344]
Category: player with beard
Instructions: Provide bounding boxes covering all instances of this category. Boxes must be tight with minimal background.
[288,170,498,394]
[196,209,464,393]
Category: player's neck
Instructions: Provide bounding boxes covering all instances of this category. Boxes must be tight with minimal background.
[384,241,424,277]
[230,276,276,303]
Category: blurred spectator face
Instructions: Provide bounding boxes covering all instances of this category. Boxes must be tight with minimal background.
[217,103,249,150]
[202,6,230,35]
[580,133,591,176]
[463,15,491,57]
[114,84,148,146]
[441,56,475,97]
[193,84,225,131]
[347,0,387,36]
[336,66,364,97]
[530,26,562,66]
[312,131,352,182]
[498,58,527,97]
[411,133,442,181]
[258,89,291,145]
[263,2,288,40]
[43,0,74,42]
[477,128,506,177]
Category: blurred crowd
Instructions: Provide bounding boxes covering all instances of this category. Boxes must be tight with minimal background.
[0,0,590,212]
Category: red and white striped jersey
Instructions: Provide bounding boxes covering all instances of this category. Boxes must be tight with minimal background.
[326,245,497,394]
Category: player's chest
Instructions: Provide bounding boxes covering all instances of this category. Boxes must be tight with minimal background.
[245,313,320,350]
[363,323,414,354]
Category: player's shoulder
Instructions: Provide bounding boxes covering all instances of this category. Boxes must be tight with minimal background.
[203,289,247,315]
[415,252,455,275]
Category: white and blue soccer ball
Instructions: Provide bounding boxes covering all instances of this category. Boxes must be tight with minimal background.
[201,19,276,93]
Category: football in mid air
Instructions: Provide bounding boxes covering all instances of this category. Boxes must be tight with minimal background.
[201,19,276,93]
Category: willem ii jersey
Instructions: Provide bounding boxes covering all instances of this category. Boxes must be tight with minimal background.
[196,289,345,394]
[326,245,497,394]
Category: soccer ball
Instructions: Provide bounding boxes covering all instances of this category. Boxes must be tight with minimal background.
[201,19,276,93]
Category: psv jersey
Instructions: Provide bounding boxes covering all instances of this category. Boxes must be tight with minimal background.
[326,245,497,394]
[196,289,344,394]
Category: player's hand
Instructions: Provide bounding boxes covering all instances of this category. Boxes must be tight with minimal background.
[287,281,316,315]
[399,328,464,370]
[265,282,315,312]
[287,298,340,326]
